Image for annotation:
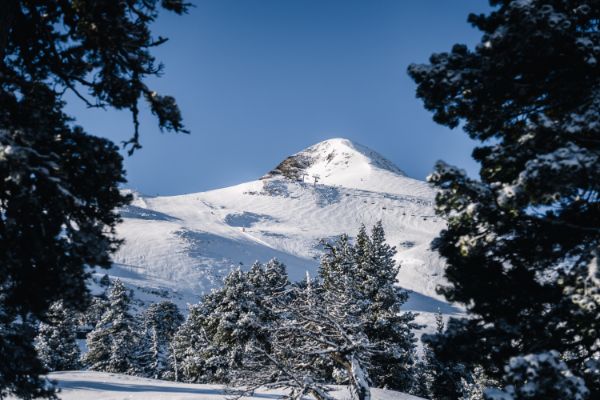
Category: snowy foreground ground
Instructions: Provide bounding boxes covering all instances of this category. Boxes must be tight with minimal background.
[32,371,424,400]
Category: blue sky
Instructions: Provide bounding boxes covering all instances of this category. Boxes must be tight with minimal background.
[65,0,492,196]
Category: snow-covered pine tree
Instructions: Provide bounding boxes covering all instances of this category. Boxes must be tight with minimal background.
[0,310,52,399]
[412,310,442,399]
[200,268,263,383]
[410,354,432,399]
[411,310,472,400]
[142,301,184,379]
[171,304,211,383]
[460,366,499,400]
[409,0,600,397]
[35,301,81,372]
[320,234,355,292]
[249,258,290,297]
[484,351,589,400]
[228,288,331,399]
[199,254,385,400]
[218,260,293,384]
[78,296,109,334]
[172,261,287,384]
[361,221,418,391]
[257,274,373,400]
[320,222,419,391]
[84,279,143,374]
[204,261,288,384]
[353,224,372,277]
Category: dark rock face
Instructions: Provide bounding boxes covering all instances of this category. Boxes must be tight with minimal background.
[262,153,314,181]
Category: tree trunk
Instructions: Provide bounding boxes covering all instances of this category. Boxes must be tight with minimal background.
[345,355,371,400]
[171,343,178,382]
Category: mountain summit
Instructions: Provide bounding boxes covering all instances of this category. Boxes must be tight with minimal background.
[262,138,427,197]
[264,138,405,182]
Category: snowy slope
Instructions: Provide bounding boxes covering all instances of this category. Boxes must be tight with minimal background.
[37,371,425,400]
[111,138,451,314]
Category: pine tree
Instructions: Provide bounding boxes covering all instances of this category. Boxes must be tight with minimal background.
[142,301,184,379]
[415,312,471,400]
[411,310,442,399]
[1,1,189,396]
[35,301,81,372]
[320,223,419,392]
[361,221,418,391]
[249,258,290,296]
[0,311,53,399]
[84,280,142,374]
[171,304,212,383]
[353,225,372,277]
[268,275,374,400]
[199,261,288,384]
[320,234,355,291]
[484,351,589,400]
[232,271,372,400]
[461,366,499,400]
[200,268,264,383]
[79,296,109,333]
[172,263,281,384]
[242,224,417,400]
[408,0,600,397]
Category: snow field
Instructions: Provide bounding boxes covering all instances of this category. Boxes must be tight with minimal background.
[39,371,425,400]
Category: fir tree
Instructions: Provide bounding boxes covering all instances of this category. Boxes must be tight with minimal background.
[249,259,290,296]
[172,262,281,384]
[320,234,355,291]
[231,271,372,400]
[264,274,374,400]
[411,310,443,399]
[362,222,418,391]
[79,296,109,333]
[0,311,53,399]
[416,312,471,400]
[352,225,372,283]
[409,0,600,397]
[142,301,184,379]
[461,366,499,400]
[320,223,419,392]
[1,1,189,396]
[35,301,81,372]
[84,280,142,374]
[484,351,589,400]
[200,261,288,384]
[243,225,417,400]
[200,268,264,383]
[171,303,212,383]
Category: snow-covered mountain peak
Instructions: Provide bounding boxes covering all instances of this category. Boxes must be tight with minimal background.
[261,138,432,198]
[263,138,405,183]
[110,138,449,321]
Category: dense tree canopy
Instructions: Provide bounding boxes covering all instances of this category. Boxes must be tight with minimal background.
[84,279,140,374]
[408,0,599,398]
[0,1,188,397]
[35,301,81,372]
[1,0,189,154]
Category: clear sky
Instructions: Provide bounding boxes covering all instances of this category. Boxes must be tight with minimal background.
[65,0,492,196]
